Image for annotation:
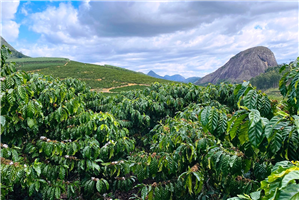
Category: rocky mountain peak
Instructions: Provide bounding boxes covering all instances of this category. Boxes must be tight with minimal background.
[195,46,278,85]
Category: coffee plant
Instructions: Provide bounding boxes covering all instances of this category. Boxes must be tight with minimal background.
[1,45,299,199]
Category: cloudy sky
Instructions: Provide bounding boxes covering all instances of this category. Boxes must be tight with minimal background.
[1,0,298,78]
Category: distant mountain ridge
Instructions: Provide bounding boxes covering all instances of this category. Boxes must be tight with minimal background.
[147,70,200,83]
[195,46,278,85]
[1,36,29,59]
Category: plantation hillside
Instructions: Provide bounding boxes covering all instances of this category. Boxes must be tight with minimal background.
[8,57,172,92]
[1,44,299,200]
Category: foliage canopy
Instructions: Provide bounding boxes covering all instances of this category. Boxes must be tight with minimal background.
[1,45,299,199]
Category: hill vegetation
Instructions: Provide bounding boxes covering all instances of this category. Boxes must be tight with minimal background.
[1,45,299,200]
[1,37,172,92]
[1,37,29,59]
[8,57,172,91]
[9,57,69,71]
[250,64,289,90]
[249,64,292,100]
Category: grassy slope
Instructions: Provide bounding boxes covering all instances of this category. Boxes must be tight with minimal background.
[248,65,285,101]
[9,58,172,91]
[263,88,283,101]
[10,57,69,71]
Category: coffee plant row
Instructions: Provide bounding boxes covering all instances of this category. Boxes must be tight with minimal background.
[1,45,299,199]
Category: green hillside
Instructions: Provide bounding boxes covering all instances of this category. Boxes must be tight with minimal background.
[1,37,29,59]
[9,57,69,71]
[250,65,284,90]
[249,64,291,100]
[8,57,172,91]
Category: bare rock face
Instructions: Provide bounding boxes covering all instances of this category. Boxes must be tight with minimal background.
[195,46,278,85]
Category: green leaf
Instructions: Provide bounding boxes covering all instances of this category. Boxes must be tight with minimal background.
[27,101,35,118]
[211,151,223,168]
[265,116,282,140]
[229,114,248,140]
[55,187,61,199]
[293,115,299,133]
[192,171,202,182]
[0,115,6,126]
[149,157,158,177]
[217,112,227,133]
[200,106,211,126]
[59,167,65,180]
[17,85,27,100]
[33,164,41,176]
[261,96,271,116]
[231,157,242,174]
[136,164,145,183]
[96,180,103,192]
[281,170,299,189]
[27,118,35,128]
[208,108,219,132]
[87,180,94,194]
[83,146,91,159]
[187,174,193,194]
[244,90,257,109]
[279,184,299,200]
[229,155,238,168]
[248,120,263,148]
[29,183,35,196]
[141,186,148,200]
[279,64,287,73]
[44,143,53,157]
[70,185,75,193]
[35,181,40,192]
[148,189,154,200]
[238,120,249,145]
[269,132,283,154]
[92,162,100,172]
[178,171,188,180]
[249,109,261,127]
[11,149,19,162]
[236,82,250,101]
[244,159,251,173]
[221,154,231,176]
[102,179,109,190]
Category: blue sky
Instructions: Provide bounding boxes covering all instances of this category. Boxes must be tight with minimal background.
[1,1,298,78]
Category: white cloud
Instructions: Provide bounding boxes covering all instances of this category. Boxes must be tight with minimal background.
[19,2,298,78]
[20,1,31,16]
[1,1,20,42]
[1,21,20,42]
[29,2,90,43]
[2,1,20,20]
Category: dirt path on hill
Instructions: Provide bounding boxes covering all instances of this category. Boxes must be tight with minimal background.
[91,83,150,93]
[64,60,70,66]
